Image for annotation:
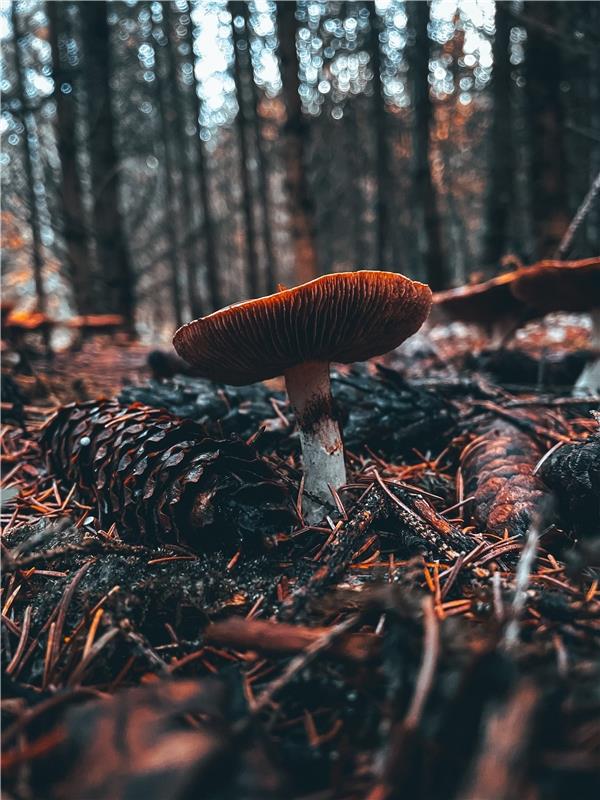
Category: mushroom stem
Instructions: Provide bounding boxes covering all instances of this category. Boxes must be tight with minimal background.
[574,308,600,395]
[591,308,600,349]
[488,316,524,349]
[284,360,346,520]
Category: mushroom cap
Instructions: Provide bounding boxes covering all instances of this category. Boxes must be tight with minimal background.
[173,271,432,385]
[511,258,600,314]
[67,314,125,329]
[6,310,53,330]
[433,271,529,325]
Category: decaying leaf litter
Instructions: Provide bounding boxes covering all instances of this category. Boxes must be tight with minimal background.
[2,313,600,800]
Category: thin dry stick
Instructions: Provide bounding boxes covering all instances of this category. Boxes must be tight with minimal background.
[5,606,32,676]
[3,540,148,571]
[404,596,440,729]
[366,596,441,800]
[503,513,542,650]
[68,628,120,687]
[245,614,359,719]
[48,560,95,680]
[459,681,539,800]
[556,169,600,258]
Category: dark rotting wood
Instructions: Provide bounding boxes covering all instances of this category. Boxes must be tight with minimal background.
[539,420,600,537]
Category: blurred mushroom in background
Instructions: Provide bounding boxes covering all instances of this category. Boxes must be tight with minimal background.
[511,257,600,394]
[66,314,125,349]
[433,269,535,348]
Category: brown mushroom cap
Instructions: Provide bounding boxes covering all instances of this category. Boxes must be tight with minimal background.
[173,271,432,385]
[6,310,54,331]
[433,271,529,324]
[67,314,125,329]
[511,258,600,314]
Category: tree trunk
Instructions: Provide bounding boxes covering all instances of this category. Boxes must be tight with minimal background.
[524,2,569,258]
[230,2,260,297]
[345,100,368,267]
[408,1,449,290]
[588,3,600,253]
[482,2,513,271]
[276,1,319,282]
[11,5,47,317]
[166,5,203,318]
[153,14,184,328]
[368,3,389,268]
[236,1,277,292]
[80,1,136,333]
[47,1,93,315]
[187,1,222,310]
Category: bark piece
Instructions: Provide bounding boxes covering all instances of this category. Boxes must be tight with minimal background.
[540,426,600,537]
[276,1,319,282]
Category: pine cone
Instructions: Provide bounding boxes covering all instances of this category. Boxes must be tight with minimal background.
[40,400,291,550]
[461,418,551,536]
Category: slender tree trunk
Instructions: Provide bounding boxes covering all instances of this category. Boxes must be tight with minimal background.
[47,1,93,315]
[236,1,277,292]
[166,5,203,318]
[187,1,222,310]
[368,3,388,267]
[408,1,449,290]
[482,2,513,271]
[524,2,569,258]
[345,101,368,267]
[276,1,319,282]
[80,1,136,333]
[230,2,260,297]
[588,2,600,253]
[11,5,47,316]
[153,15,184,328]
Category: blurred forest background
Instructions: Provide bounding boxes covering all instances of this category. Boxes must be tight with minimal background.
[1,0,599,340]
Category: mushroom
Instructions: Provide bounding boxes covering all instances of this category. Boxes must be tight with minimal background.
[66,314,125,349]
[67,314,124,334]
[4,310,54,355]
[173,271,432,520]
[5,309,53,331]
[433,270,536,347]
[511,258,600,394]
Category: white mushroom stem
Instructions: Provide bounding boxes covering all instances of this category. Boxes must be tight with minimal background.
[284,360,346,521]
[574,308,600,395]
[488,316,524,349]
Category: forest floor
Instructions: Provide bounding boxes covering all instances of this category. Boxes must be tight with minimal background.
[1,317,599,800]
